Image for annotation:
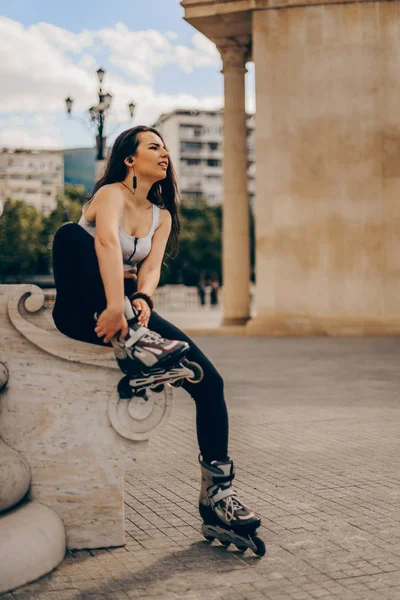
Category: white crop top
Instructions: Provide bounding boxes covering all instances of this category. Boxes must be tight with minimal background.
[78,202,161,270]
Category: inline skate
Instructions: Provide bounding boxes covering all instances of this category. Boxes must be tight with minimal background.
[112,297,203,399]
[199,456,265,557]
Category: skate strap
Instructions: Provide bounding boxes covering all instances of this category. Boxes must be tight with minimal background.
[124,326,149,348]
[212,474,234,485]
[211,486,236,504]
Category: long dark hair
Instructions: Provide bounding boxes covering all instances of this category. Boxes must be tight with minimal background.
[93,125,180,257]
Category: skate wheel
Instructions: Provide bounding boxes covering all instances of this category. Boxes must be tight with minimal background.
[117,376,134,399]
[170,379,184,388]
[235,544,247,552]
[220,540,230,547]
[203,535,214,543]
[252,536,266,557]
[184,361,204,384]
[135,388,148,399]
[151,384,165,393]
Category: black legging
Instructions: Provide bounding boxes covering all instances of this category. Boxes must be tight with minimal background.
[52,223,229,463]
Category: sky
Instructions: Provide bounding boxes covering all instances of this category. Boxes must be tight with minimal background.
[0,0,255,150]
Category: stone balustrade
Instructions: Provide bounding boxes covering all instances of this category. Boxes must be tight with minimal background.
[0,284,172,592]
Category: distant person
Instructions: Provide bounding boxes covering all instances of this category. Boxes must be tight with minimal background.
[51,126,263,554]
[197,272,206,306]
[208,274,220,307]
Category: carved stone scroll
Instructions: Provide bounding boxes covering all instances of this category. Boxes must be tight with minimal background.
[0,285,172,549]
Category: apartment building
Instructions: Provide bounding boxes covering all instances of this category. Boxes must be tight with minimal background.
[153,109,255,206]
[0,148,64,214]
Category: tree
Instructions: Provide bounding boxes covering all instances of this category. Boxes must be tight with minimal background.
[0,185,87,280]
[160,197,256,285]
[0,199,45,279]
[64,183,89,205]
[161,198,222,285]
[37,189,84,274]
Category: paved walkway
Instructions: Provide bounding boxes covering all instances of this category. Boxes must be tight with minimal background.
[2,336,400,600]
[157,306,224,331]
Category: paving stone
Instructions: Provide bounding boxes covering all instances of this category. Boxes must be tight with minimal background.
[2,337,400,600]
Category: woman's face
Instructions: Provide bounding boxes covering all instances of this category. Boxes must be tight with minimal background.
[132,131,169,183]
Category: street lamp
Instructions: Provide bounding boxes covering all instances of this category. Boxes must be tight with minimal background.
[65,68,136,175]
[96,67,105,85]
[65,97,73,114]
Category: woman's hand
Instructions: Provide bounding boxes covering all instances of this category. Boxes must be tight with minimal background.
[95,307,128,344]
[132,298,151,327]
[124,267,137,280]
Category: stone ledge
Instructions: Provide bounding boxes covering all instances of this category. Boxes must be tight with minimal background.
[0,284,172,549]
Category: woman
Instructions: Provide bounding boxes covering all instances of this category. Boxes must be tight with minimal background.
[52,126,263,554]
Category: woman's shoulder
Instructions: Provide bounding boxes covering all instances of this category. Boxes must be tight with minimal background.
[84,184,124,220]
[157,205,172,228]
[90,183,124,206]
[94,182,123,199]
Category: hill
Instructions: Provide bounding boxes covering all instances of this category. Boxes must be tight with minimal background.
[63,147,97,193]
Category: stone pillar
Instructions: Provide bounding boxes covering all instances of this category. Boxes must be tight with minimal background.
[247,2,400,335]
[219,42,251,325]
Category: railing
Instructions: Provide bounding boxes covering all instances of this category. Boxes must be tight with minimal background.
[153,285,219,310]
[42,285,223,311]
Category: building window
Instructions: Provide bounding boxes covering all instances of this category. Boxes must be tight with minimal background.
[181,190,203,201]
[180,158,202,166]
[207,159,221,167]
[181,141,202,153]
[208,142,218,151]
[179,124,202,138]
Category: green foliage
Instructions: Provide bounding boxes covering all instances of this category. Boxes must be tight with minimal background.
[0,187,255,285]
[161,199,223,286]
[0,185,87,279]
[0,199,45,278]
[64,183,89,205]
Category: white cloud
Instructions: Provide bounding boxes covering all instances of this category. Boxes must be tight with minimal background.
[32,22,93,53]
[0,17,96,114]
[0,17,253,149]
[79,54,97,70]
[97,24,219,83]
[0,113,62,149]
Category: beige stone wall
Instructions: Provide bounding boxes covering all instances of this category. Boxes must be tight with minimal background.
[251,1,400,335]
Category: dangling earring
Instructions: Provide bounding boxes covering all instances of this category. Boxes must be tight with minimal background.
[133,166,137,194]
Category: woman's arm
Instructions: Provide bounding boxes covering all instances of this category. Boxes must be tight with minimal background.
[94,186,125,311]
[133,209,172,326]
[90,186,128,342]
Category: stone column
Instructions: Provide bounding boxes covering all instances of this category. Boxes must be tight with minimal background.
[219,42,251,325]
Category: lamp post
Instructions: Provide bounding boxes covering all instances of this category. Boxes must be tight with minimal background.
[65,68,136,181]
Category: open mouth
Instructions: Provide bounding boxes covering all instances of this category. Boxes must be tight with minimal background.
[158,162,168,168]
